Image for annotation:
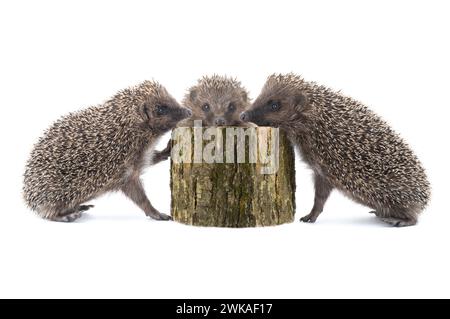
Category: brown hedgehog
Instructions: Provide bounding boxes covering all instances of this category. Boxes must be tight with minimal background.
[179,75,250,127]
[23,80,191,222]
[240,73,430,227]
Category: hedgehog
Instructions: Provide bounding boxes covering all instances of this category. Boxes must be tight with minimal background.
[178,75,250,127]
[240,73,430,227]
[23,80,192,222]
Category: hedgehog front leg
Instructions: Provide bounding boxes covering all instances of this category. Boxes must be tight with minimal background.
[122,177,172,221]
[300,173,333,223]
[152,140,171,164]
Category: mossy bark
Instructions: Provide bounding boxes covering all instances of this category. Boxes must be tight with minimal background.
[170,127,296,227]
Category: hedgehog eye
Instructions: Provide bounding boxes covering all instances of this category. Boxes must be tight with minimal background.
[228,103,236,112]
[202,104,210,112]
[270,101,280,111]
[156,105,169,116]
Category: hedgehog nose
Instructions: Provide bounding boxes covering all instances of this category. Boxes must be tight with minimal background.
[215,118,226,126]
[183,108,192,118]
[240,112,249,122]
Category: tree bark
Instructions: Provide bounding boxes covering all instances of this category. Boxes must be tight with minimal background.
[170,127,296,227]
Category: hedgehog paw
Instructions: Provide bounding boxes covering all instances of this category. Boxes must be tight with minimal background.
[148,212,173,221]
[52,211,83,222]
[379,217,417,227]
[79,204,94,212]
[159,213,173,221]
[152,151,170,164]
[300,213,318,223]
[152,143,172,164]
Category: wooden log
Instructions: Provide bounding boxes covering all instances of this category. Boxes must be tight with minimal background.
[170,126,295,227]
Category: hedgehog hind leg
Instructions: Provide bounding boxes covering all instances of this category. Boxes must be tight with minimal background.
[38,204,90,222]
[372,207,418,227]
[379,217,417,227]
[51,210,83,222]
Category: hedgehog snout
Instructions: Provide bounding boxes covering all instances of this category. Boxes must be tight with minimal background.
[240,111,250,122]
[181,108,192,118]
[215,117,226,126]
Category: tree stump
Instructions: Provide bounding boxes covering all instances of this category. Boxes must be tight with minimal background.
[170,126,295,227]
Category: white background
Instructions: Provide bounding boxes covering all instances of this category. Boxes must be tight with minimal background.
[0,0,449,298]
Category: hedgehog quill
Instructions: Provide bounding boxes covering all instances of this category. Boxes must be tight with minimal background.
[241,73,430,227]
[23,81,191,222]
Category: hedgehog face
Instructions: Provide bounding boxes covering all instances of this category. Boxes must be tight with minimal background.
[240,79,307,128]
[141,95,192,134]
[187,90,247,126]
[182,76,250,127]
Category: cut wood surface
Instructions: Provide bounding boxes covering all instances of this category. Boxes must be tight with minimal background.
[170,126,296,227]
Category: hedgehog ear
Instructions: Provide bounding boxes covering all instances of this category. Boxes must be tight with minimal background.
[189,88,198,102]
[241,90,248,102]
[140,103,152,121]
[292,93,307,110]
